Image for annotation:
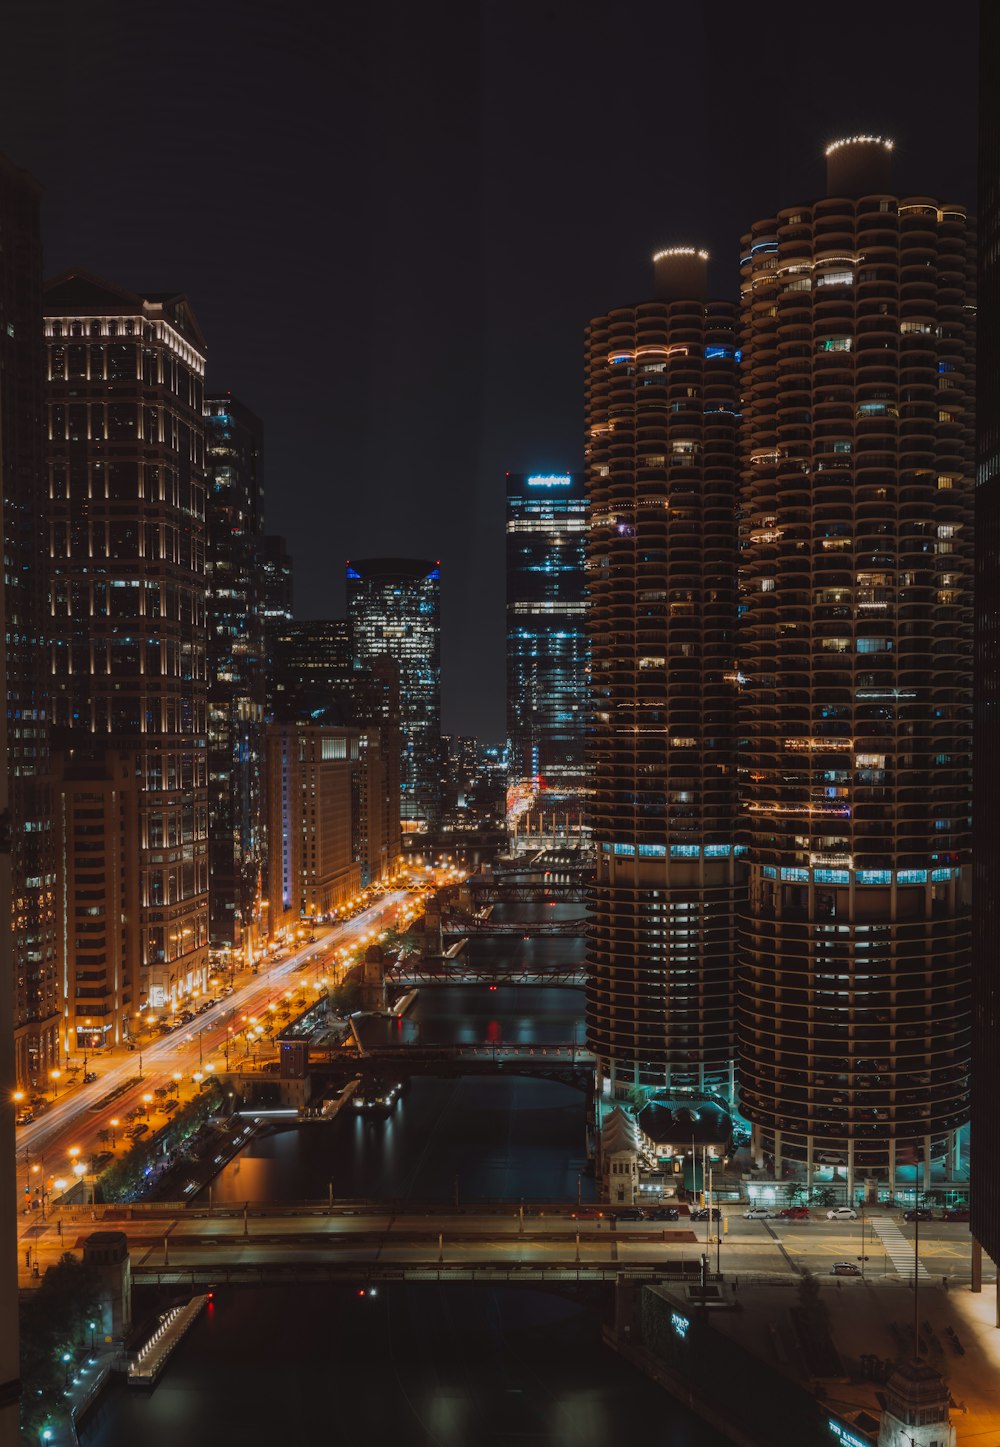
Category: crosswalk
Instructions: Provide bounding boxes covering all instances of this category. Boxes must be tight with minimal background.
[869,1216,930,1280]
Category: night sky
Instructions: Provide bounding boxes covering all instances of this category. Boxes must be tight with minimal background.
[0,0,978,739]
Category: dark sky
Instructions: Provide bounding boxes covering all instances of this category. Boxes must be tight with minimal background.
[0,0,979,739]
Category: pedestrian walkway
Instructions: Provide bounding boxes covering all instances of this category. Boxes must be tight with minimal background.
[127,1294,208,1387]
[870,1216,930,1281]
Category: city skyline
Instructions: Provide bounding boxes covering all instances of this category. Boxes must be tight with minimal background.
[0,0,978,740]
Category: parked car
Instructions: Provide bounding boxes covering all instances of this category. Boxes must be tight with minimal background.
[827,1207,858,1221]
[744,1207,772,1220]
[90,1151,112,1170]
[692,1207,722,1221]
[15,1112,33,1127]
[83,1071,98,1084]
[646,1206,680,1221]
[572,1207,603,1220]
[779,1206,811,1220]
[942,1208,970,1223]
[615,1207,644,1221]
[830,1261,861,1276]
[126,1123,149,1140]
[903,1208,934,1222]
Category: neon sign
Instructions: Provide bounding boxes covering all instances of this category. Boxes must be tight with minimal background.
[671,1311,690,1340]
[526,474,572,487]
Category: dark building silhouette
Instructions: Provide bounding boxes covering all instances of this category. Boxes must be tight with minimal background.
[0,154,58,1089]
[205,395,265,962]
[259,532,293,688]
[738,139,974,1194]
[506,471,589,821]
[973,0,1000,1271]
[585,248,742,1101]
[347,557,441,826]
[268,618,353,724]
[45,271,210,1020]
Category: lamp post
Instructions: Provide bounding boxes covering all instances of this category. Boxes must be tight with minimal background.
[109,1118,119,1149]
[49,1068,61,1098]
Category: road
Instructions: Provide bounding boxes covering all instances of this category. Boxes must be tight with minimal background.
[13,890,410,1223]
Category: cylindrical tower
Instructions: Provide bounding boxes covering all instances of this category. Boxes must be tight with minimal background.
[585,248,742,1102]
[737,139,975,1190]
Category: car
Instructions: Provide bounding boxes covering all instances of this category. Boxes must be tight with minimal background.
[646,1206,680,1221]
[126,1123,149,1139]
[15,1112,33,1126]
[744,1207,772,1220]
[942,1208,970,1223]
[779,1206,811,1220]
[830,1261,861,1276]
[615,1207,644,1221]
[572,1207,604,1220]
[83,1071,97,1084]
[90,1151,112,1169]
[903,1208,934,1222]
[691,1207,722,1221]
[827,1207,858,1221]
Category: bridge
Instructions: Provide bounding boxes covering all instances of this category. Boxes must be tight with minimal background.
[465,881,589,903]
[311,1042,596,1090]
[441,915,588,936]
[386,963,586,987]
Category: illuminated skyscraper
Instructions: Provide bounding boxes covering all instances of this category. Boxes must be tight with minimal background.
[738,139,974,1193]
[585,248,741,1101]
[973,0,1000,1271]
[205,394,265,960]
[506,471,588,814]
[0,154,58,1090]
[45,271,210,1020]
[347,557,441,825]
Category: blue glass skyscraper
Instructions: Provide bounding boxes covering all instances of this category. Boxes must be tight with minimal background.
[505,473,589,815]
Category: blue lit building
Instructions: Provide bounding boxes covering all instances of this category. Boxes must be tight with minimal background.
[505,472,589,815]
[347,557,440,826]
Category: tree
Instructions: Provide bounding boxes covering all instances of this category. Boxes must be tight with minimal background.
[796,1269,830,1337]
[19,1252,102,1438]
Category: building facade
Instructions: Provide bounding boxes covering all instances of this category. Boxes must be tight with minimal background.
[585,248,742,1101]
[264,722,360,932]
[346,557,441,826]
[505,471,589,817]
[267,618,353,724]
[205,394,265,962]
[973,0,1000,1269]
[0,154,59,1088]
[737,139,974,1190]
[45,272,210,1019]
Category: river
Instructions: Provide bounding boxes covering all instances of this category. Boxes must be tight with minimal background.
[80,892,725,1447]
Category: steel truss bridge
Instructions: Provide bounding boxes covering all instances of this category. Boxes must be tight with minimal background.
[442,916,588,936]
[311,1043,596,1091]
[386,963,586,987]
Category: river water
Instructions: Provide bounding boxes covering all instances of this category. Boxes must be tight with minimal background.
[81,894,725,1447]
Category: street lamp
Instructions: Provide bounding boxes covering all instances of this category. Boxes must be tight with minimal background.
[49,1069,61,1098]
[142,1093,153,1117]
[109,1118,119,1148]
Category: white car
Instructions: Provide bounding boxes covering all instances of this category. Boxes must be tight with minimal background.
[827,1206,858,1221]
[744,1206,772,1220]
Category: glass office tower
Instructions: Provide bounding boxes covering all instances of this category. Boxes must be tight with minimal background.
[738,139,974,1194]
[205,394,265,961]
[505,472,588,813]
[347,557,440,826]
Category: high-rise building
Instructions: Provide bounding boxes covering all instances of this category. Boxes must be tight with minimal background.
[259,532,293,690]
[0,154,59,1089]
[585,248,742,1101]
[267,618,354,724]
[45,271,210,1020]
[205,394,265,962]
[738,139,974,1193]
[347,557,441,826]
[973,0,1000,1271]
[264,722,361,932]
[506,471,589,816]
